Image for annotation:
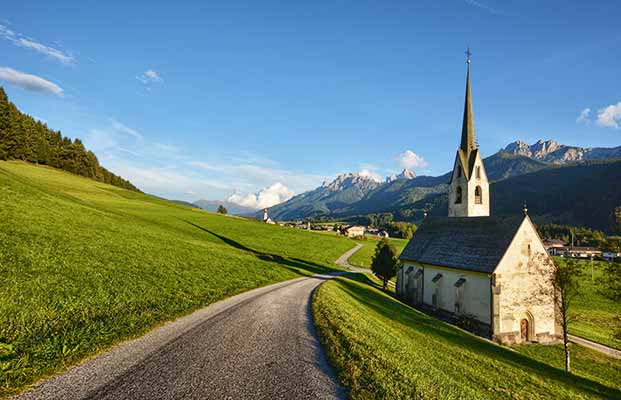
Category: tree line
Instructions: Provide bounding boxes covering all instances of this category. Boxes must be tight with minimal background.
[362,212,417,239]
[0,87,139,192]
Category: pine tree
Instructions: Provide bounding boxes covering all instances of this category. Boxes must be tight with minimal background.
[0,85,140,192]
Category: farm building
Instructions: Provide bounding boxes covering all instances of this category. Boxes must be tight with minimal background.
[341,225,365,238]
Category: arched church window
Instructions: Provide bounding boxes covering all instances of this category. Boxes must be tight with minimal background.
[455,186,462,204]
[457,166,462,178]
[476,166,481,179]
[475,186,482,204]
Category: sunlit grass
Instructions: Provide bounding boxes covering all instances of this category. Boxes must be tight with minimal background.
[347,236,408,268]
[0,161,354,397]
[553,257,621,350]
[312,274,621,399]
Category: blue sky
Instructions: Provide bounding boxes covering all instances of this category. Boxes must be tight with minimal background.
[1,1,620,207]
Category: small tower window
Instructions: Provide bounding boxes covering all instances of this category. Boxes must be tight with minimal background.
[457,166,462,178]
[455,186,462,204]
[475,186,482,204]
[476,166,481,179]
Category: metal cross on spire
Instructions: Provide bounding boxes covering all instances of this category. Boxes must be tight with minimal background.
[465,46,472,64]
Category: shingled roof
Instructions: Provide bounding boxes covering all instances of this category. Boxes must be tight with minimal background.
[399,216,526,273]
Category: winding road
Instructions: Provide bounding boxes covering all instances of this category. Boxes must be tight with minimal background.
[14,272,351,399]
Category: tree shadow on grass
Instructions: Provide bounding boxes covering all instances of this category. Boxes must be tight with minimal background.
[332,275,621,399]
[182,219,338,276]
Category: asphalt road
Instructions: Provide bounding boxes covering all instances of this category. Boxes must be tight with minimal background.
[15,274,347,400]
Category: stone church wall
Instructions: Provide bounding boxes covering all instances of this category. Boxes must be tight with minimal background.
[493,218,558,344]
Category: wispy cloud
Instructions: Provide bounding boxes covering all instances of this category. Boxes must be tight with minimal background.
[0,23,74,65]
[137,69,163,84]
[576,108,591,124]
[463,0,499,14]
[395,150,429,169]
[85,119,324,201]
[0,66,63,95]
[110,119,143,140]
[596,102,621,129]
[188,160,324,194]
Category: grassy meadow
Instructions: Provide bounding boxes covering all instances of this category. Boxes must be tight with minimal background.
[312,274,621,400]
[556,257,621,350]
[347,236,409,268]
[0,161,355,397]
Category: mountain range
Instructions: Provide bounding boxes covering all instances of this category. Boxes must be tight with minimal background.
[503,139,621,164]
[266,140,621,232]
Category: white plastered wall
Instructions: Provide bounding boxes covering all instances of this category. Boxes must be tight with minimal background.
[494,217,557,340]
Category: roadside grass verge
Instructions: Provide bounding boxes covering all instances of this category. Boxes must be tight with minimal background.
[312,273,621,399]
[557,257,621,350]
[0,161,354,397]
[347,237,408,269]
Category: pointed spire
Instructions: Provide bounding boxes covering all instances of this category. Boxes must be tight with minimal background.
[460,49,477,155]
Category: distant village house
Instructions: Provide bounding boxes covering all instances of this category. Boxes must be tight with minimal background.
[341,225,366,238]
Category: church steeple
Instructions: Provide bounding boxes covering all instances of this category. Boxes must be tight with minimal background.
[460,49,477,155]
[448,48,490,218]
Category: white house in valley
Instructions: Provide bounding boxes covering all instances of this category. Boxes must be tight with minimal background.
[396,55,560,345]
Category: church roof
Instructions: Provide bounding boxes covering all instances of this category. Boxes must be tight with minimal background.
[399,216,526,273]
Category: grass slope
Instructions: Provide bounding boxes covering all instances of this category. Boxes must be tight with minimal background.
[564,258,621,350]
[0,161,354,397]
[348,237,409,269]
[312,274,621,400]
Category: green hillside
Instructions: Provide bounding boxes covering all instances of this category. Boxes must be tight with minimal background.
[415,160,621,231]
[491,160,621,231]
[313,274,621,400]
[0,161,354,397]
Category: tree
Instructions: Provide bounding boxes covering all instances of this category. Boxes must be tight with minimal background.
[371,239,399,290]
[0,85,141,192]
[217,205,228,214]
[551,258,583,373]
[613,206,621,235]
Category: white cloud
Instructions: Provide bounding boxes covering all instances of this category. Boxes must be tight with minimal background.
[0,23,74,65]
[576,108,591,124]
[137,69,163,84]
[227,183,293,209]
[596,102,621,129]
[395,150,428,169]
[358,168,382,182]
[0,67,63,95]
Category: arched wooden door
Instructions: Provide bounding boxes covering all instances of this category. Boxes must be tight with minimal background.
[520,319,529,341]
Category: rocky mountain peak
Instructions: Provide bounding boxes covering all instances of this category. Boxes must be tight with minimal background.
[322,172,380,192]
[501,139,621,164]
[387,168,416,182]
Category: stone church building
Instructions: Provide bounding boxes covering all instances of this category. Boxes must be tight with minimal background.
[396,57,560,345]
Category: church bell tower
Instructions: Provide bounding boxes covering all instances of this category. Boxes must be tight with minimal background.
[448,49,490,218]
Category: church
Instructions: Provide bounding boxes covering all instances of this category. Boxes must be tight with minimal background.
[396,54,560,345]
